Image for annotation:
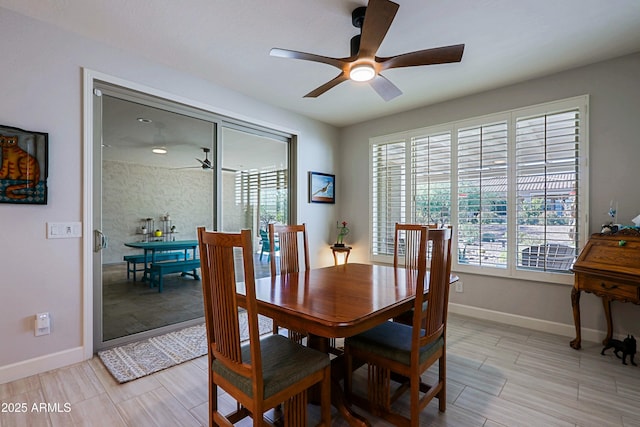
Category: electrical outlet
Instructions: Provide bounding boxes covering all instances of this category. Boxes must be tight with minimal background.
[455,281,463,293]
[35,312,51,336]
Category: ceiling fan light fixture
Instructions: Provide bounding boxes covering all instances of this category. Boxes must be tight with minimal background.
[270,0,464,99]
[152,147,167,154]
[349,64,376,82]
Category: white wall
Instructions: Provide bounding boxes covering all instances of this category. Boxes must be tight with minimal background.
[339,52,640,340]
[0,8,338,382]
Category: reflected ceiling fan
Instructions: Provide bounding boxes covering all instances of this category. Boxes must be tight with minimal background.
[270,0,465,101]
[174,147,213,170]
[195,147,212,170]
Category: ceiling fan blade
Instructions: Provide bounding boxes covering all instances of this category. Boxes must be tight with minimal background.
[196,158,210,167]
[358,0,399,57]
[378,44,465,70]
[369,74,402,101]
[304,73,349,98]
[270,48,348,70]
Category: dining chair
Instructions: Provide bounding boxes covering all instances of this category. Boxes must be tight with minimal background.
[393,223,440,269]
[197,227,331,427]
[259,229,279,262]
[268,223,310,275]
[392,223,433,325]
[268,223,310,344]
[344,226,453,427]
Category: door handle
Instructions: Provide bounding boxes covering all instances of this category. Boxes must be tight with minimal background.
[94,229,108,252]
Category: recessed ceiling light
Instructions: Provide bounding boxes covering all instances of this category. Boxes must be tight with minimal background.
[137,117,153,123]
[152,147,167,154]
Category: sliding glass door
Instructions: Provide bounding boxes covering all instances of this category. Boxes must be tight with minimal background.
[220,124,291,279]
[92,80,294,351]
[94,84,216,350]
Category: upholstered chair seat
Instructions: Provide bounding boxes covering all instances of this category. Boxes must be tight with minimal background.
[345,321,443,366]
[212,334,329,399]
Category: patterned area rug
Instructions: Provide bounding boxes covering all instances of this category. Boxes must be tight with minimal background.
[98,311,273,383]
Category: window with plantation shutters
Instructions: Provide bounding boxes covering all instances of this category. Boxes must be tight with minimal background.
[371,140,405,257]
[371,130,451,261]
[369,96,588,283]
[411,132,452,225]
[515,108,581,272]
[457,121,508,268]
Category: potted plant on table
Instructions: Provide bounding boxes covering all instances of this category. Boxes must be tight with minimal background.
[335,221,349,247]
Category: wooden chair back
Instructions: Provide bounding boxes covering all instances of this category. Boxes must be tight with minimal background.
[414,227,453,348]
[269,223,310,275]
[394,223,438,270]
[394,223,423,270]
[197,227,265,400]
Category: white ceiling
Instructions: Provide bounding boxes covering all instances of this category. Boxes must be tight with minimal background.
[2,0,640,127]
[101,95,287,170]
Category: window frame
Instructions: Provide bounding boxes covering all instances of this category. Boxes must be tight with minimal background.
[369,96,589,285]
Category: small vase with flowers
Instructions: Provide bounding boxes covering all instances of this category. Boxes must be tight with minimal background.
[335,221,350,247]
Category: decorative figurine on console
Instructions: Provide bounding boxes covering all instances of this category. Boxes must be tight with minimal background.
[601,335,637,366]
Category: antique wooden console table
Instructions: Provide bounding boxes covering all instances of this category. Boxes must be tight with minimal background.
[570,228,640,349]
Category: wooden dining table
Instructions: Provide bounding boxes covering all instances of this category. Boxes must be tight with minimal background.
[236,262,456,426]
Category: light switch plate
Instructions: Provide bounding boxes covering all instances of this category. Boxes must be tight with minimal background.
[47,222,82,239]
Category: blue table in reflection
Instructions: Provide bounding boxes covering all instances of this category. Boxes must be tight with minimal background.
[124,240,199,282]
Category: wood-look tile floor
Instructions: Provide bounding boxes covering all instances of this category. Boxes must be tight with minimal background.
[2,313,640,426]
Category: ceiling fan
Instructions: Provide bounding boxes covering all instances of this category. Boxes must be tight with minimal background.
[174,147,213,170]
[270,0,465,101]
[195,147,212,170]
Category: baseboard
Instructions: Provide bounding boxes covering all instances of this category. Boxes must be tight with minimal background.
[0,346,86,385]
[448,303,604,344]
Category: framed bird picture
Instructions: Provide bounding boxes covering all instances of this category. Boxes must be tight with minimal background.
[309,171,335,204]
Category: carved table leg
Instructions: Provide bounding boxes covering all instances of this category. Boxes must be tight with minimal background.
[602,297,613,345]
[570,286,582,349]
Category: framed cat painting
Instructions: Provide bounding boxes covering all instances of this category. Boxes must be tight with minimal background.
[0,125,48,204]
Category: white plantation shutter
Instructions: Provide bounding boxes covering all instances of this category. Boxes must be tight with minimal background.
[236,169,288,228]
[369,96,587,282]
[457,121,509,268]
[371,141,405,257]
[411,132,452,224]
[515,109,581,272]
[260,169,288,225]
